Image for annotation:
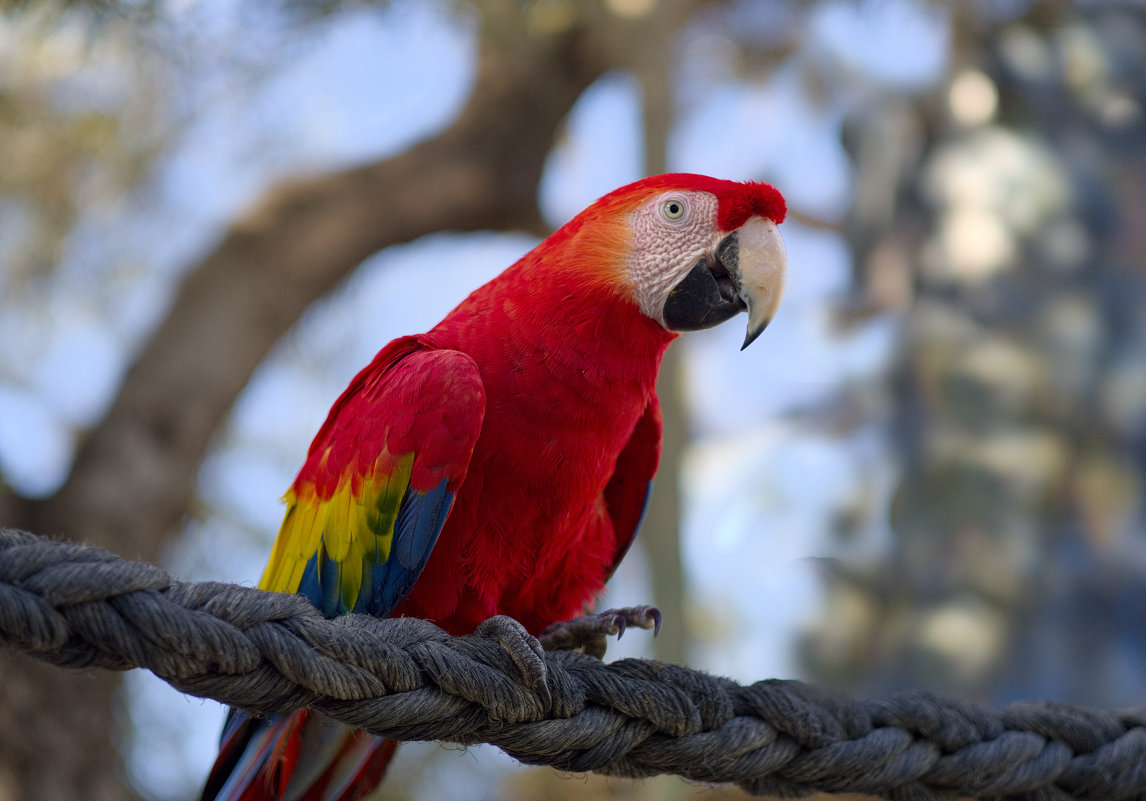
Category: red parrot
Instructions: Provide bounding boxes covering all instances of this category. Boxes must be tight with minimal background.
[200,173,788,801]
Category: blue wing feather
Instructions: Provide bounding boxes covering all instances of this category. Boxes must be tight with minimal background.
[298,556,323,612]
[365,478,453,616]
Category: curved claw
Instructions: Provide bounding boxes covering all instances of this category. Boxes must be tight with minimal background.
[649,607,663,637]
[538,604,664,658]
[605,605,661,635]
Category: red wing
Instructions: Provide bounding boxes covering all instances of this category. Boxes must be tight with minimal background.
[260,336,486,618]
[202,338,486,801]
[603,394,662,579]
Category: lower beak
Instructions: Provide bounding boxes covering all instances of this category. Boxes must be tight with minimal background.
[736,216,788,350]
[660,215,788,349]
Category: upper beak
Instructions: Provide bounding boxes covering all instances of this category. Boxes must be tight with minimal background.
[736,216,788,350]
[660,215,788,349]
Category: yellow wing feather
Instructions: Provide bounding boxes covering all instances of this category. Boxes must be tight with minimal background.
[258,449,415,611]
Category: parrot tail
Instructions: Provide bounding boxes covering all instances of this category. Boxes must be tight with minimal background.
[200,709,397,801]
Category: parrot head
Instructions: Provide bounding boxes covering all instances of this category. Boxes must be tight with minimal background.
[562,173,789,350]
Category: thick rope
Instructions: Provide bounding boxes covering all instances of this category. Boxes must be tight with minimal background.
[2,527,1144,801]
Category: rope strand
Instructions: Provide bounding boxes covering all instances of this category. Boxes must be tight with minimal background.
[0,527,1142,800]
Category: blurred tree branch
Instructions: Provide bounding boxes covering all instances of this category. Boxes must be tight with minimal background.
[9,12,605,559]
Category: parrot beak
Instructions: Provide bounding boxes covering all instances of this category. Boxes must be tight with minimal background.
[661,215,788,349]
[735,216,787,350]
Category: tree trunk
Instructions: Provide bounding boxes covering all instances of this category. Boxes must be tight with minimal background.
[634,0,690,668]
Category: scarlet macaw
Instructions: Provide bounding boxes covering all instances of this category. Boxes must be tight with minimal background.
[200,173,788,800]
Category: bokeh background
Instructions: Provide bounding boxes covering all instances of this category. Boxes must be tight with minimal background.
[1,0,1145,799]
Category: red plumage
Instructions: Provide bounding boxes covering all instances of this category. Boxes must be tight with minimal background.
[395,259,672,634]
[202,174,787,801]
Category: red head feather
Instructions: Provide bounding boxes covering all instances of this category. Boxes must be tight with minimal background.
[588,173,787,230]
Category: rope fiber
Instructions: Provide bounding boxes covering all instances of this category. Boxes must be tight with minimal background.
[2,526,1145,800]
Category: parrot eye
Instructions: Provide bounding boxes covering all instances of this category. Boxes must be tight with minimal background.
[661,198,687,222]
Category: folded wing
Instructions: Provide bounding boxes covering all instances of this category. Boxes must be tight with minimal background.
[201,338,486,801]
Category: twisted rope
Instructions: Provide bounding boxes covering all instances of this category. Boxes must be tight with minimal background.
[2,527,1144,800]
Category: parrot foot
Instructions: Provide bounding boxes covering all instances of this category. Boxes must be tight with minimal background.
[474,615,551,711]
[538,605,662,660]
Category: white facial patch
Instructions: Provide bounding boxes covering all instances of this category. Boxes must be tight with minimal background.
[627,191,722,324]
